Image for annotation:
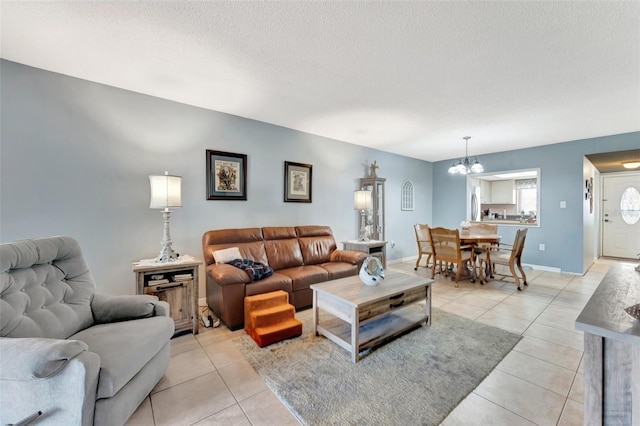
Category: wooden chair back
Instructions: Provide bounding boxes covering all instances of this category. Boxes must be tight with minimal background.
[429,227,461,262]
[490,227,528,290]
[414,224,431,252]
[469,223,498,234]
[414,224,433,270]
[428,227,475,286]
[512,228,528,260]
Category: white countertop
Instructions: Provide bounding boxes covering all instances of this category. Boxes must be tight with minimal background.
[575,262,640,346]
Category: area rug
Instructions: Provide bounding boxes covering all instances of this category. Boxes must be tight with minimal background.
[233,306,521,425]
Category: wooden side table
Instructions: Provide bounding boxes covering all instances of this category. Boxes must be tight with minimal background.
[342,240,387,268]
[132,255,202,335]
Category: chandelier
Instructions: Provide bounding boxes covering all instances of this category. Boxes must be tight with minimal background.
[447,136,484,175]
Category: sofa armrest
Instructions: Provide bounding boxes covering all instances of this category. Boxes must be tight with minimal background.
[330,250,368,265]
[91,294,160,324]
[206,263,251,286]
[0,337,89,380]
[0,338,100,426]
[154,300,171,317]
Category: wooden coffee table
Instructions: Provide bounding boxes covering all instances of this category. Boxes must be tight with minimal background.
[310,271,432,363]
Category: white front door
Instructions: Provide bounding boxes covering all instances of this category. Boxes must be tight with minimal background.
[602,173,640,259]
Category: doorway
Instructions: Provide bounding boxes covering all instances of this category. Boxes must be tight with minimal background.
[601,172,640,259]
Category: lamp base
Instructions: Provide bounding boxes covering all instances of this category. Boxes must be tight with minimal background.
[155,209,179,263]
[358,210,369,241]
[155,249,179,263]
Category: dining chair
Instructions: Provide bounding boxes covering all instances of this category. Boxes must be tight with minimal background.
[487,228,528,290]
[468,223,498,283]
[428,226,476,287]
[414,224,433,271]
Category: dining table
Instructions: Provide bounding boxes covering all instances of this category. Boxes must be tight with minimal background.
[459,231,501,282]
[459,231,501,245]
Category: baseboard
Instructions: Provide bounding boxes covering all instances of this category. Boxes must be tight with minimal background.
[521,263,561,273]
[387,256,419,265]
[388,256,568,274]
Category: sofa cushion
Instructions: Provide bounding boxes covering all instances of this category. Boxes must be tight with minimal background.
[278,266,329,291]
[295,225,334,238]
[262,227,297,240]
[202,228,264,265]
[264,239,303,270]
[319,262,359,280]
[298,236,337,265]
[69,316,174,399]
[244,272,293,296]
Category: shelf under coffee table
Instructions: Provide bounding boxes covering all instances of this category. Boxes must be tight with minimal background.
[310,270,433,363]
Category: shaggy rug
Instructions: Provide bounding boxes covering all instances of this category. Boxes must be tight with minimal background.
[234,306,521,425]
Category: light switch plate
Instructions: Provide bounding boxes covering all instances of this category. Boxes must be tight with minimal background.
[560,201,567,208]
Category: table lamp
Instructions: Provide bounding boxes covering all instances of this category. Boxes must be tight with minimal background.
[149,171,182,262]
[354,189,372,241]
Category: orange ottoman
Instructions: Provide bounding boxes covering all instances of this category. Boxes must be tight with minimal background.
[244,290,302,347]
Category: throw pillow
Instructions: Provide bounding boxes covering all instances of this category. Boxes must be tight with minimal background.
[213,247,242,264]
[624,303,640,320]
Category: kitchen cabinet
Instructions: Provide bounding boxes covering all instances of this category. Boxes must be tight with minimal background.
[491,180,516,204]
[480,180,492,204]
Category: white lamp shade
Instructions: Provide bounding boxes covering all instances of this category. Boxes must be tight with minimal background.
[354,190,372,210]
[471,162,484,173]
[149,172,182,209]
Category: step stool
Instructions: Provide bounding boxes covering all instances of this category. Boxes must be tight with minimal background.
[244,290,302,347]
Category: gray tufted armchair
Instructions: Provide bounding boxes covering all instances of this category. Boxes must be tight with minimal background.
[0,236,174,426]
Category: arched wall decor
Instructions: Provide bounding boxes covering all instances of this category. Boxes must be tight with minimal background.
[401,180,415,211]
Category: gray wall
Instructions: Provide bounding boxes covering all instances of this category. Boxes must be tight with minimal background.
[2,59,637,291]
[0,60,433,296]
[432,131,640,274]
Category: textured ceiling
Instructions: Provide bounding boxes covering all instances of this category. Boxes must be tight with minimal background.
[1,1,639,163]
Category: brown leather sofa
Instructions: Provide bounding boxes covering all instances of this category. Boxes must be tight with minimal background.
[202,225,367,330]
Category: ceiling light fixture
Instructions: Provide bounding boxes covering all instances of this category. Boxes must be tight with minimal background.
[448,136,484,175]
[622,161,640,169]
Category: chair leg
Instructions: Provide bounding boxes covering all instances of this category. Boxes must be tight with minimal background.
[468,258,476,284]
[509,262,521,291]
[453,263,461,287]
[516,258,528,286]
[476,254,485,285]
[415,253,422,270]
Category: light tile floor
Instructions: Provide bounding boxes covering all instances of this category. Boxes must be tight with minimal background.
[126,258,618,426]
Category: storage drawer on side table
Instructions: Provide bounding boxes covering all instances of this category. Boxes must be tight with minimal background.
[359,286,428,322]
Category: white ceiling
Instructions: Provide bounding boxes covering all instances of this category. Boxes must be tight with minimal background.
[1,1,639,162]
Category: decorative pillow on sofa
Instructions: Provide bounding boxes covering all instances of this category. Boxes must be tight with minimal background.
[213,247,242,264]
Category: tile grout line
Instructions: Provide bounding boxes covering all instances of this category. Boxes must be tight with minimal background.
[469,391,541,426]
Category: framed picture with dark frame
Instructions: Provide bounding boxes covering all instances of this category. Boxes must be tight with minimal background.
[284,161,312,203]
[206,150,247,201]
